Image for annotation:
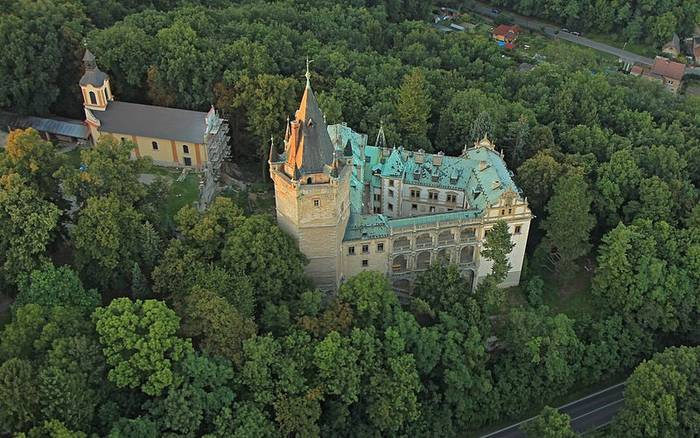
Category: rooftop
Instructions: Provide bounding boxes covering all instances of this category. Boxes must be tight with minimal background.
[331,123,524,242]
[650,56,686,80]
[8,115,89,140]
[91,101,209,144]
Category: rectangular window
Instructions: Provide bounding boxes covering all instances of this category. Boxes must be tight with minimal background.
[508,208,513,215]
[388,189,394,197]
[374,194,381,201]
[429,206,436,212]
[412,203,418,210]
[447,193,457,203]
[389,180,394,187]
[429,191,438,200]
[313,199,320,207]
[515,225,522,234]
[388,203,393,211]
[362,259,369,267]
[348,246,355,255]
[362,244,369,254]
[183,145,189,154]
[373,206,381,214]
[152,141,159,150]
[377,243,384,252]
[183,157,192,166]
[411,188,420,198]
[501,209,506,215]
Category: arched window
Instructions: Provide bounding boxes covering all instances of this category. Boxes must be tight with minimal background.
[182,145,189,154]
[103,89,108,103]
[306,177,312,184]
[89,91,97,105]
[152,141,159,151]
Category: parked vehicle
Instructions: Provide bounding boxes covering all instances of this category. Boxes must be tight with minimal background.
[572,31,581,36]
[491,8,501,14]
[561,28,569,32]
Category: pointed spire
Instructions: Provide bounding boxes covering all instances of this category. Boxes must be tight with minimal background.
[284,116,291,144]
[269,135,278,162]
[375,120,387,148]
[330,151,340,178]
[83,49,96,70]
[305,57,313,89]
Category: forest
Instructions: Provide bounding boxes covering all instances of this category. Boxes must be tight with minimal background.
[1,0,700,436]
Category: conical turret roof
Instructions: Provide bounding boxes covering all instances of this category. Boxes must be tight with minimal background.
[284,64,335,175]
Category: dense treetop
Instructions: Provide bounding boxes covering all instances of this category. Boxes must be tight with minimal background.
[1,0,699,436]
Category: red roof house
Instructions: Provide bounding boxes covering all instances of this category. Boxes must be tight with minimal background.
[492,25,520,43]
[642,56,686,93]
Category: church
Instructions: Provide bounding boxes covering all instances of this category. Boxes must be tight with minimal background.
[79,49,230,177]
[269,67,532,294]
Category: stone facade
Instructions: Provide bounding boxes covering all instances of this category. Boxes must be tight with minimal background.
[271,75,533,294]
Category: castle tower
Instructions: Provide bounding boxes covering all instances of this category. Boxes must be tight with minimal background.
[269,62,351,291]
[79,49,112,112]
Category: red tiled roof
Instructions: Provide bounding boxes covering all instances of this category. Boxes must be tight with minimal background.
[492,24,520,37]
[630,65,644,75]
[651,56,686,80]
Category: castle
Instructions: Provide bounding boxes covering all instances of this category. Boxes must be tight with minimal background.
[79,50,230,177]
[269,69,532,294]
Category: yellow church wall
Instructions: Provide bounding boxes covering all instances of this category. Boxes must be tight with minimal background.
[100,131,201,169]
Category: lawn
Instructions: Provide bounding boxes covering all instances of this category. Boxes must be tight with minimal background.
[161,173,199,221]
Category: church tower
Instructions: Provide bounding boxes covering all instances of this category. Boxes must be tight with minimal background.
[79,49,112,112]
[269,62,351,291]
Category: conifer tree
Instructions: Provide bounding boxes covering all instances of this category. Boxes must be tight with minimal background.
[396,68,432,151]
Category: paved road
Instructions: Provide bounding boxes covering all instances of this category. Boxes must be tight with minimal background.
[467,1,654,65]
[480,382,626,437]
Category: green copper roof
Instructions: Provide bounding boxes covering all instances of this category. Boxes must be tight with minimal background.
[326,124,523,243]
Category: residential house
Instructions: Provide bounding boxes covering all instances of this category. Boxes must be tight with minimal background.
[492,24,520,43]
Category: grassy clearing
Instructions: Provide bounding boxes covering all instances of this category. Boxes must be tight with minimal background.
[161,173,199,221]
[516,31,619,71]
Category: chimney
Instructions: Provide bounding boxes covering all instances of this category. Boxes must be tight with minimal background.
[415,149,425,164]
[433,151,444,166]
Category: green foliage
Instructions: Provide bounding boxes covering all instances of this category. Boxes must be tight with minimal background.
[338,271,398,328]
[613,346,700,437]
[541,171,595,278]
[180,288,257,367]
[58,136,146,207]
[0,173,60,288]
[0,129,65,206]
[482,220,515,283]
[521,406,575,438]
[92,298,193,396]
[396,68,432,150]
[15,264,100,313]
[71,195,147,289]
[0,358,39,432]
[492,0,699,46]
[222,214,308,309]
